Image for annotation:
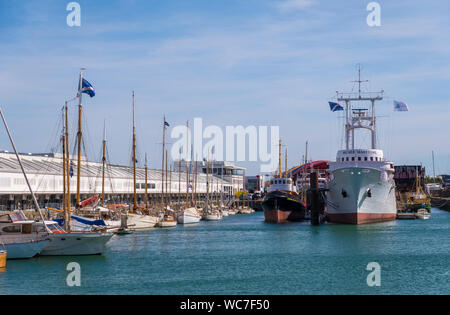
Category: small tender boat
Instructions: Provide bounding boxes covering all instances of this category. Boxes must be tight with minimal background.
[221,209,229,217]
[177,207,201,224]
[415,208,431,220]
[156,214,177,228]
[203,209,223,221]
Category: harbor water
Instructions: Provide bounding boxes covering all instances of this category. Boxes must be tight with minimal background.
[1,208,449,295]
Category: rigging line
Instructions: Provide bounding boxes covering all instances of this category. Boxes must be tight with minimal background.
[25,110,64,195]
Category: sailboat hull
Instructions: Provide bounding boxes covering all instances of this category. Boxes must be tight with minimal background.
[126,214,158,230]
[177,210,201,224]
[40,232,113,256]
[4,239,50,259]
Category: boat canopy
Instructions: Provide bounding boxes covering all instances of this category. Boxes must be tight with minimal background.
[54,215,106,227]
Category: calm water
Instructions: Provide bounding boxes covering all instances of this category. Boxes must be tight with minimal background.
[1,208,449,295]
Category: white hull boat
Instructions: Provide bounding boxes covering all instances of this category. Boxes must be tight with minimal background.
[415,209,431,220]
[203,212,223,221]
[326,67,397,224]
[221,210,229,217]
[3,237,50,259]
[177,208,201,224]
[126,213,158,230]
[40,232,113,256]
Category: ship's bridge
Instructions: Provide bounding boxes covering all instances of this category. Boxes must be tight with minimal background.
[336,149,384,163]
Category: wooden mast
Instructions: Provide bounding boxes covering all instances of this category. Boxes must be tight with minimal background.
[65,102,71,231]
[278,139,282,178]
[61,107,67,231]
[165,148,168,209]
[285,148,288,178]
[132,91,137,211]
[145,153,148,210]
[76,69,84,207]
[178,156,181,207]
[185,121,189,209]
[161,117,166,209]
[101,120,106,207]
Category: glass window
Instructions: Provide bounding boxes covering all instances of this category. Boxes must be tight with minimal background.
[346,157,349,161]
[2,225,21,233]
[364,157,368,161]
[352,157,355,161]
[358,157,362,161]
[370,157,373,161]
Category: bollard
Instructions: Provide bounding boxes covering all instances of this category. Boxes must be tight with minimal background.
[310,171,320,225]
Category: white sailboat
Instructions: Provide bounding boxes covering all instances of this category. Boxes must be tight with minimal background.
[127,91,159,230]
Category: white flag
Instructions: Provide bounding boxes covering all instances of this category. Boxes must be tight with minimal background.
[394,100,409,112]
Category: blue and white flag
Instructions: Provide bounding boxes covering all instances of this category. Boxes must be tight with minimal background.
[329,102,344,112]
[393,100,409,112]
[78,78,95,98]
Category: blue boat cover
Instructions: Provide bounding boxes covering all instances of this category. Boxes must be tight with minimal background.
[54,216,107,227]
[71,215,107,226]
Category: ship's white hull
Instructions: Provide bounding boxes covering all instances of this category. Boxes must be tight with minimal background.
[327,166,397,224]
[40,232,113,256]
[177,209,201,224]
[3,238,50,259]
[203,213,223,221]
[126,214,158,230]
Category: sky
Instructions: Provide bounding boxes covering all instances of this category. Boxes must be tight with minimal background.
[0,0,449,175]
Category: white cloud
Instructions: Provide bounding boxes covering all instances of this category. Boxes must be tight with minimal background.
[275,0,316,12]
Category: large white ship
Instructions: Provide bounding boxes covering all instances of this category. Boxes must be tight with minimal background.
[326,67,397,224]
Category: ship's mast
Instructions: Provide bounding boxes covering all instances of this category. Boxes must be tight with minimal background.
[65,102,71,230]
[278,139,282,178]
[76,69,84,207]
[185,121,189,209]
[101,120,106,207]
[61,108,67,230]
[132,91,137,211]
[145,153,148,209]
[337,64,383,150]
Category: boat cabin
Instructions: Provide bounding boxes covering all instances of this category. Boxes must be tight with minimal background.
[0,212,63,235]
[267,177,297,193]
[336,149,385,163]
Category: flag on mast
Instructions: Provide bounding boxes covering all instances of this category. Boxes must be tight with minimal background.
[393,100,409,111]
[78,78,96,98]
[329,102,344,112]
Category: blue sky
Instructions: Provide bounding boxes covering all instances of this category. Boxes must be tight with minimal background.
[0,0,449,175]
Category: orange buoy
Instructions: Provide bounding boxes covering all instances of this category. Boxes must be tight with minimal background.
[0,250,7,269]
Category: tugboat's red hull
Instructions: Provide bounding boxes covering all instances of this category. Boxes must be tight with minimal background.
[264,209,305,223]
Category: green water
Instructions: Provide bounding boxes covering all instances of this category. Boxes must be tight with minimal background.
[1,209,449,295]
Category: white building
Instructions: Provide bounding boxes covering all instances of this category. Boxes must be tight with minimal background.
[0,151,241,211]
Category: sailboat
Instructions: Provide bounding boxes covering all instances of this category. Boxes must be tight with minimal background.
[127,91,159,230]
[155,117,177,228]
[177,122,201,224]
[42,71,113,255]
[203,158,223,221]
